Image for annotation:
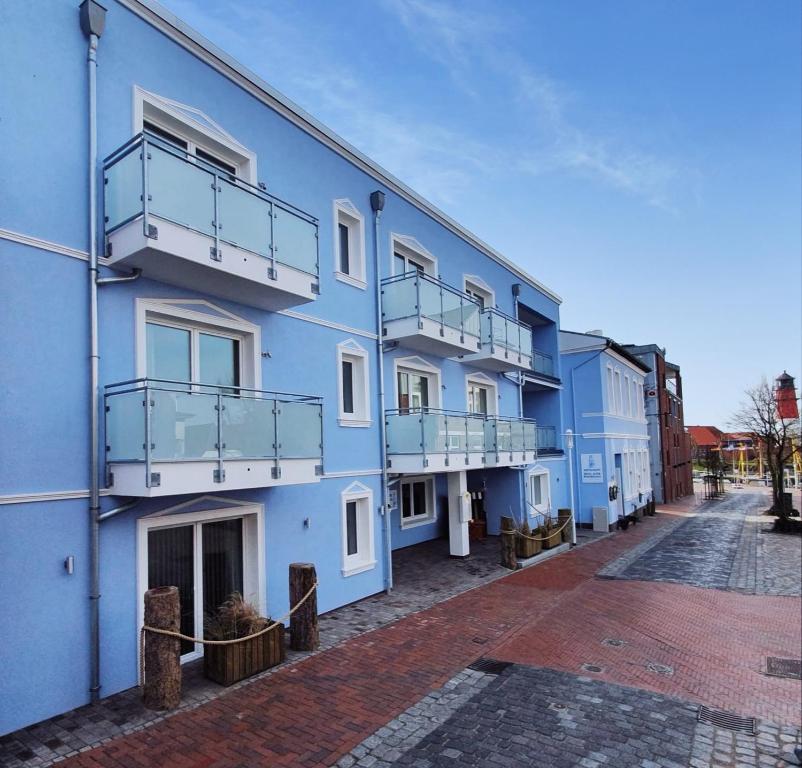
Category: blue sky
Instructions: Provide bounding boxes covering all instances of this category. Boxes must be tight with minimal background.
[160,0,801,427]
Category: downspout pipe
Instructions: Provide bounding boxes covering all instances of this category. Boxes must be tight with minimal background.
[370,190,392,592]
[80,0,106,704]
[511,285,527,519]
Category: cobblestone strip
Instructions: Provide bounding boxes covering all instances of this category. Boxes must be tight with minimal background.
[691,718,802,768]
[728,515,758,593]
[597,516,688,579]
[335,668,494,768]
[756,528,802,597]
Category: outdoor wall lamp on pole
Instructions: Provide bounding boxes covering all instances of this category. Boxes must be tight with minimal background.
[565,429,577,545]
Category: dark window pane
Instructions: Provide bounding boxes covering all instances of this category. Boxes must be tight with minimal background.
[202,518,244,629]
[401,482,412,518]
[397,372,409,411]
[199,333,240,393]
[346,501,358,556]
[195,147,237,178]
[394,253,406,274]
[148,525,195,655]
[146,322,191,384]
[342,360,354,414]
[412,481,427,518]
[339,223,350,274]
[143,121,188,150]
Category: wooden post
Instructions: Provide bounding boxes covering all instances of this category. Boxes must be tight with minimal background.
[500,516,518,570]
[143,586,181,711]
[289,562,318,651]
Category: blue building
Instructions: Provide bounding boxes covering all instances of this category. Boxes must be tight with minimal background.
[0,0,568,734]
[559,331,653,531]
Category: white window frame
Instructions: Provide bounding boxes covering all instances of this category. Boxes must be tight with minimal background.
[463,275,495,309]
[394,356,442,410]
[390,233,437,276]
[135,299,261,388]
[399,475,436,528]
[614,369,622,415]
[606,365,615,415]
[527,466,551,515]
[333,199,367,289]
[136,497,265,663]
[133,86,257,184]
[465,372,498,415]
[340,482,376,576]
[624,374,631,417]
[337,339,371,427]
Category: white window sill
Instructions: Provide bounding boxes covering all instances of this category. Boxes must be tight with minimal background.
[335,271,367,290]
[342,560,377,577]
[400,515,435,530]
[338,417,372,428]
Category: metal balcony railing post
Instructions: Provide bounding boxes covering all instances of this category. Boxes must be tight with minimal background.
[444,414,450,466]
[488,311,495,354]
[211,172,222,262]
[141,137,151,239]
[419,411,427,468]
[464,413,470,465]
[267,202,277,280]
[214,392,225,483]
[144,384,152,489]
[459,295,465,342]
[415,273,423,330]
[272,398,281,479]
[438,281,445,338]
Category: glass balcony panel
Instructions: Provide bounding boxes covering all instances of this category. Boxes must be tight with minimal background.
[105,149,143,231]
[537,426,557,451]
[519,325,533,356]
[439,288,463,332]
[382,276,418,322]
[273,205,318,275]
[418,277,443,325]
[219,180,271,257]
[533,350,554,377]
[523,421,537,451]
[221,396,276,458]
[509,420,525,451]
[492,315,510,349]
[150,390,219,461]
[462,299,481,339]
[148,144,215,237]
[386,412,425,453]
[445,414,468,452]
[466,416,485,452]
[423,413,446,453]
[106,391,145,461]
[278,401,321,458]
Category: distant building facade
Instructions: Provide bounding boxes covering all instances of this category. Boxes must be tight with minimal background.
[623,344,693,503]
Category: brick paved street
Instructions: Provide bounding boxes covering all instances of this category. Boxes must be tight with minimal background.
[3,491,800,768]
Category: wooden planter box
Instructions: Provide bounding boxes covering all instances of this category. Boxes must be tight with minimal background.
[204,622,285,686]
[469,519,487,541]
[541,525,562,550]
[515,531,542,559]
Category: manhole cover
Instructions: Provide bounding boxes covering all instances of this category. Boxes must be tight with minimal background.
[468,658,512,675]
[647,662,674,676]
[548,702,567,711]
[697,706,757,735]
[471,636,489,645]
[766,657,802,679]
[581,663,604,673]
[602,638,626,647]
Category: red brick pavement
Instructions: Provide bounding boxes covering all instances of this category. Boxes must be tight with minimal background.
[63,501,801,768]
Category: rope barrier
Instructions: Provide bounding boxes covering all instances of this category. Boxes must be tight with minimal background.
[512,513,573,542]
[139,581,318,687]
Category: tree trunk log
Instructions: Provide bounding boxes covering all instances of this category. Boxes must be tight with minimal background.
[500,516,518,570]
[143,586,182,711]
[289,562,319,652]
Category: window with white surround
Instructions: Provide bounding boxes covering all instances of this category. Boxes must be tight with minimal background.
[624,375,631,416]
[333,199,366,288]
[395,356,442,412]
[391,234,437,276]
[341,482,375,576]
[606,365,615,414]
[136,299,260,389]
[466,372,498,415]
[463,275,495,309]
[614,370,622,414]
[337,339,371,427]
[399,476,436,527]
[528,467,551,514]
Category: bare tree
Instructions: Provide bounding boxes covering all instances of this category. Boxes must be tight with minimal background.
[730,379,800,519]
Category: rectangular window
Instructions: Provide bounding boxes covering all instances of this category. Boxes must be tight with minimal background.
[345,501,358,556]
[398,371,429,411]
[468,383,488,414]
[529,471,549,512]
[338,222,350,275]
[614,370,622,414]
[400,477,434,525]
[624,375,631,416]
[395,252,426,275]
[607,366,615,413]
[341,360,354,415]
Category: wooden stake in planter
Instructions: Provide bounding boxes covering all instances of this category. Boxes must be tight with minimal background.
[500,516,518,570]
[143,586,181,711]
[289,563,319,651]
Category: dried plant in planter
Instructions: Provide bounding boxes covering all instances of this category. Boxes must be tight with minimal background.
[515,518,541,559]
[203,592,285,686]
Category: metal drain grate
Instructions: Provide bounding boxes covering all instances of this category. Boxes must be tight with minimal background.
[647,662,674,676]
[766,657,802,680]
[602,638,626,647]
[581,663,604,673]
[468,658,512,675]
[697,706,757,735]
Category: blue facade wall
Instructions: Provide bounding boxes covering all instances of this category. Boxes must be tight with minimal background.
[0,0,566,735]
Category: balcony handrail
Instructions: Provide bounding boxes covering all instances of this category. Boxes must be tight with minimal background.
[381,270,482,307]
[105,377,321,403]
[384,407,536,424]
[481,305,533,331]
[532,347,553,361]
[103,131,318,226]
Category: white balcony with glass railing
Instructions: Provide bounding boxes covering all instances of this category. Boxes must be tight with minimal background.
[103,133,319,311]
[532,349,556,379]
[381,272,482,357]
[459,308,533,372]
[384,409,537,474]
[535,425,561,455]
[104,379,323,497]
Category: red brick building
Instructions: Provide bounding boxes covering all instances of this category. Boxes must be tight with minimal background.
[623,345,694,503]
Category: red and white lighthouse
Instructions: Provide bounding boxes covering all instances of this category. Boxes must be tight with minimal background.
[775,371,799,421]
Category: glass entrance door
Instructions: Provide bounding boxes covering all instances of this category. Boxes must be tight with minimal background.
[146,517,245,659]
